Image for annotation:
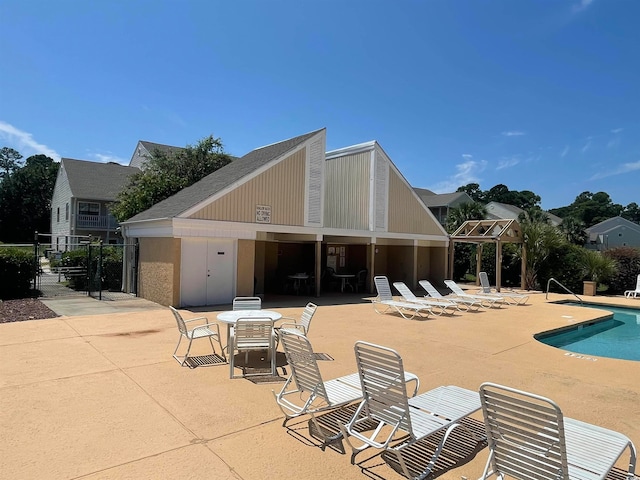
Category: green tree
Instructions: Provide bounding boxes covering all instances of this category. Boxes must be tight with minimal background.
[549,191,623,227]
[622,202,640,223]
[110,136,233,222]
[0,147,23,179]
[0,154,59,242]
[560,216,587,245]
[518,216,566,289]
[445,202,487,233]
[456,183,541,210]
[456,183,484,202]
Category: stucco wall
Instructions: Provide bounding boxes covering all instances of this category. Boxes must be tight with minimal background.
[236,239,256,296]
[138,237,180,306]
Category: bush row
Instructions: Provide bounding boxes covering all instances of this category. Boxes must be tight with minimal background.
[0,247,35,300]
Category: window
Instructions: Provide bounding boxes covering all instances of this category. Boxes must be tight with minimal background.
[65,203,69,221]
[56,207,60,222]
[78,202,100,216]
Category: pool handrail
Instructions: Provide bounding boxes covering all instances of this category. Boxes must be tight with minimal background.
[546,277,582,304]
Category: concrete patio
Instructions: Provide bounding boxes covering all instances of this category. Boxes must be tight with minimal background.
[1,291,639,479]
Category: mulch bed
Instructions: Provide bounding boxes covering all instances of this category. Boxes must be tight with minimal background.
[0,298,59,323]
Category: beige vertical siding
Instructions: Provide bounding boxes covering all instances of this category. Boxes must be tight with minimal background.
[138,237,180,306]
[236,239,256,296]
[388,170,443,235]
[189,149,306,226]
[324,152,370,229]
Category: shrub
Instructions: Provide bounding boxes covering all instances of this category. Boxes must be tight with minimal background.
[603,247,640,294]
[0,247,35,299]
[537,243,584,294]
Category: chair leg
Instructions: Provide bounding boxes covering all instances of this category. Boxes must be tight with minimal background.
[172,335,185,365]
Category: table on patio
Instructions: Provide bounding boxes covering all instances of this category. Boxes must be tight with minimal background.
[333,273,355,293]
[217,309,282,352]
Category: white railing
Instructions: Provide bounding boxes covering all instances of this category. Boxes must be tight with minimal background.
[76,214,118,230]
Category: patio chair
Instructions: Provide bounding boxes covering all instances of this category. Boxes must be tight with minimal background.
[273,329,364,444]
[232,296,262,311]
[419,279,483,310]
[339,341,482,478]
[393,281,459,315]
[478,382,637,480]
[277,302,317,336]
[478,271,529,305]
[444,279,505,308]
[170,306,225,367]
[274,330,420,445]
[372,276,433,320]
[355,269,368,293]
[624,274,640,298]
[229,317,276,379]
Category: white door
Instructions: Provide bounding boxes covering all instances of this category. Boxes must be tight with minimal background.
[181,238,235,306]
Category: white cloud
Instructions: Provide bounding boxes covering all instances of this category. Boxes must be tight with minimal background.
[560,145,570,157]
[611,128,623,134]
[89,153,127,165]
[607,137,621,149]
[428,156,487,193]
[590,160,640,180]
[572,0,594,13]
[497,157,520,170]
[501,131,525,137]
[0,121,60,161]
[581,138,592,153]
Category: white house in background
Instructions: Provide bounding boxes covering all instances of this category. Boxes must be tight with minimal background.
[485,201,562,226]
[414,188,474,226]
[585,216,640,250]
[128,140,184,169]
[50,158,140,250]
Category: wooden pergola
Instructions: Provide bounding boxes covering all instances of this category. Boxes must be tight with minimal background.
[448,219,526,291]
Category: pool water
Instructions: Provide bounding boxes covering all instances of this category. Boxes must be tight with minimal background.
[537,303,640,361]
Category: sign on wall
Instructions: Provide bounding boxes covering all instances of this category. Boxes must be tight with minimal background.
[256,205,272,224]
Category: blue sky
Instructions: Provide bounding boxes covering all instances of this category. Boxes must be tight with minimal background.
[1,0,638,210]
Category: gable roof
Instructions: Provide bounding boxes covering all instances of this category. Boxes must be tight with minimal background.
[586,216,640,234]
[486,201,563,226]
[61,158,140,201]
[138,141,184,157]
[125,129,325,222]
[414,189,472,208]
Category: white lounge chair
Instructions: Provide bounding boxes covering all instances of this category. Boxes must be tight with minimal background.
[419,279,483,310]
[444,279,505,308]
[273,329,363,444]
[625,274,640,298]
[392,281,459,315]
[372,276,433,320]
[478,271,529,305]
[479,382,637,480]
[339,341,482,478]
[170,306,225,367]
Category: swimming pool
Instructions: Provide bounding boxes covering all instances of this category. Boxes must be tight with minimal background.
[536,303,640,361]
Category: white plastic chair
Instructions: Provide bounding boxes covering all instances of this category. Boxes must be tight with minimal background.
[624,274,640,298]
[372,276,433,319]
[229,317,275,379]
[479,382,637,480]
[232,296,262,310]
[478,271,529,305]
[170,306,225,367]
[278,302,317,335]
[339,341,482,477]
[419,279,483,310]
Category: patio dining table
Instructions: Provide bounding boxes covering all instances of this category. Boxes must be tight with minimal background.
[217,309,282,352]
[332,273,355,293]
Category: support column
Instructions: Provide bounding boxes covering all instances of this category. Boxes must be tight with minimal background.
[315,240,322,297]
[521,244,527,290]
[412,244,418,289]
[448,241,454,280]
[475,244,483,285]
[369,242,376,294]
[495,241,502,292]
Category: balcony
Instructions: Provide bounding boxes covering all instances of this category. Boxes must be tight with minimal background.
[75,214,119,230]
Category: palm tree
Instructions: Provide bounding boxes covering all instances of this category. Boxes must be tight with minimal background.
[560,216,588,245]
[445,202,487,234]
[518,216,565,289]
